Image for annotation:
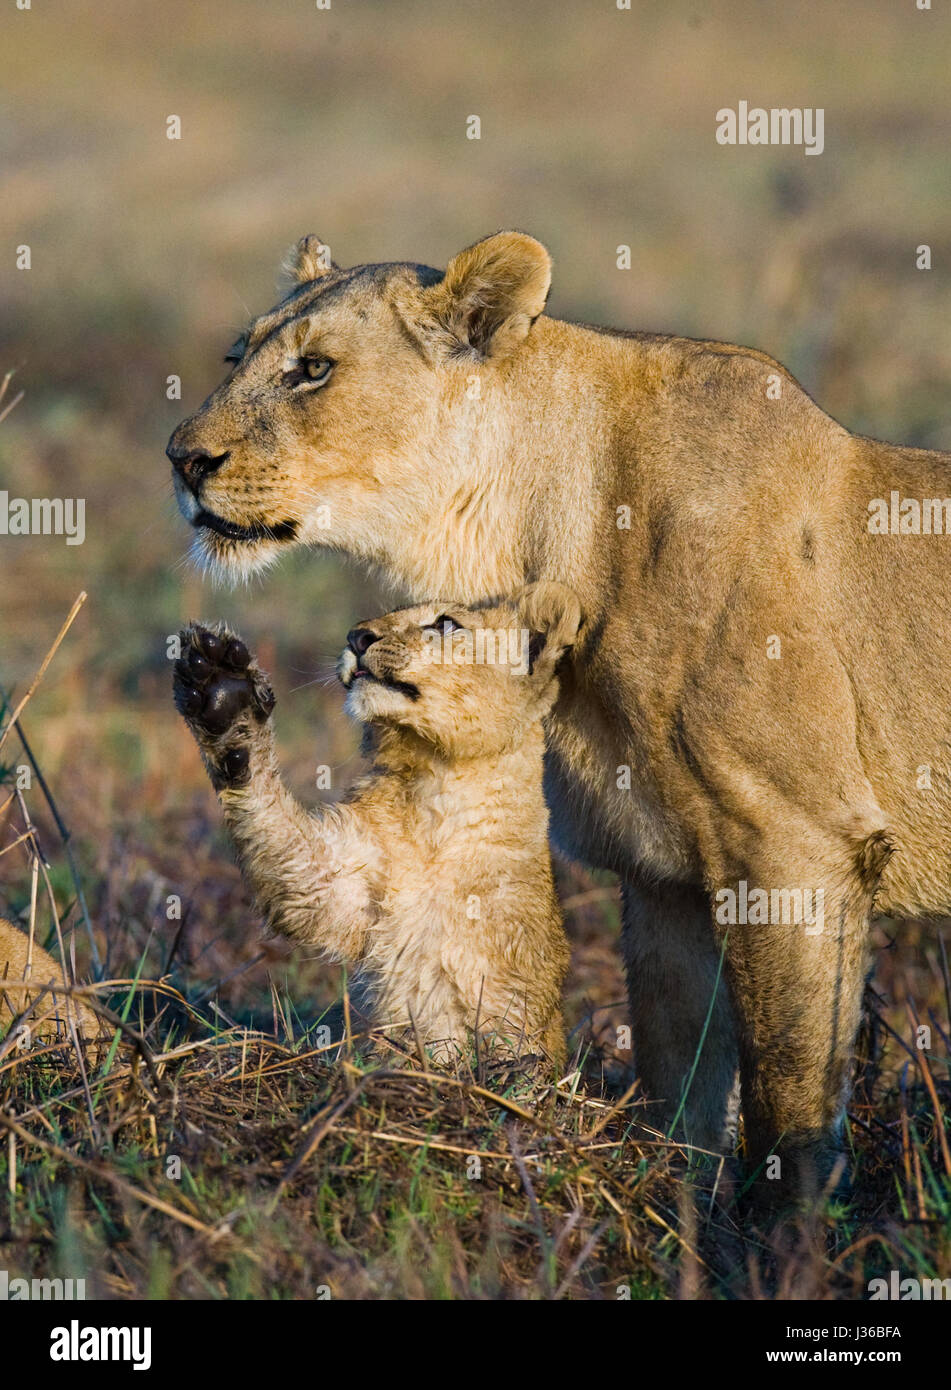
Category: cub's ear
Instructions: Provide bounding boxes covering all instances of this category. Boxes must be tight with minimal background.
[422,232,552,360]
[280,234,337,288]
[517,581,582,676]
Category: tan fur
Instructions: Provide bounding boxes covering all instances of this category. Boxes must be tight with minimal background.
[169,230,951,1189]
[0,918,102,1046]
[176,586,580,1067]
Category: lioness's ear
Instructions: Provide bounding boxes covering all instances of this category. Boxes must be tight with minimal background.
[281,234,337,287]
[517,581,582,675]
[424,232,552,359]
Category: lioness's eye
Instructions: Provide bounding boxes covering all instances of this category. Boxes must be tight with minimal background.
[284,357,334,388]
[305,357,333,383]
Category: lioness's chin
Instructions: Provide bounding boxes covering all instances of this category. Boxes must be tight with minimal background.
[190,528,288,585]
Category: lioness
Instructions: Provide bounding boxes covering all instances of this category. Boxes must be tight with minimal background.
[173,584,579,1065]
[168,229,951,1192]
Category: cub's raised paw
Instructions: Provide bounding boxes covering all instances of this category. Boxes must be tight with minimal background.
[173,624,275,785]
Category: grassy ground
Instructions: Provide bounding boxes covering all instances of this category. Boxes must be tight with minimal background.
[1,0,950,1299]
[1,911,950,1300]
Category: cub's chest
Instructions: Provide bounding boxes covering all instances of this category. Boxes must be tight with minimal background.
[389,784,508,879]
[374,776,527,915]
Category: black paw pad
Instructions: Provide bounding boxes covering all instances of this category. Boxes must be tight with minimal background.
[180,685,203,717]
[202,631,225,662]
[226,638,251,669]
[185,647,211,680]
[202,676,254,734]
[219,745,251,785]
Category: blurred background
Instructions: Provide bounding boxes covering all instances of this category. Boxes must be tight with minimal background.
[1,0,949,1036]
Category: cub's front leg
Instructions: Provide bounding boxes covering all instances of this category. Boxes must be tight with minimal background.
[174,623,377,955]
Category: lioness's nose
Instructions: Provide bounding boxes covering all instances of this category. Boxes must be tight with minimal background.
[167,443,230,494]
[347,627,380,657]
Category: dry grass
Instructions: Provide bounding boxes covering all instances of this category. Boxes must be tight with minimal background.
[1,950,949,1300]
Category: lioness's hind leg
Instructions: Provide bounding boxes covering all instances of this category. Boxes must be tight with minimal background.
[722,832,890,1203]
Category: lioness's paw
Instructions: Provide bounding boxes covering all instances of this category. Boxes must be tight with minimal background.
[174,623,275,750]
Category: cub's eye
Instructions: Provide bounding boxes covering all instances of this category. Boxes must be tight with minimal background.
[425,615,465,633]
[284,357,335,388]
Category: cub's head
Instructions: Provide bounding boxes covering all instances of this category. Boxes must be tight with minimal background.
[337,583,581,759]
[167,231,552,581]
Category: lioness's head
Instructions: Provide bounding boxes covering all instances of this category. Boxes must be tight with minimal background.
[336,582,581,759]
[167,231,552,582]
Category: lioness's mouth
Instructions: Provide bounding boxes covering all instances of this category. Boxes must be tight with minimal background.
[194,509,298,545]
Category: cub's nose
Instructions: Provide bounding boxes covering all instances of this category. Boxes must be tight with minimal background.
[167,443,230,495]
[347,626,381,657]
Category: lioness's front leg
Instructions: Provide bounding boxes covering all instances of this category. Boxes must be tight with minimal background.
[174,623,377,954]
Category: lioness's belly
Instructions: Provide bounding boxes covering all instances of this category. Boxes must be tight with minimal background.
[542,716,694,883]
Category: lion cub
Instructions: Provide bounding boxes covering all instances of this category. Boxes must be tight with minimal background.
[174,583,581,1066]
